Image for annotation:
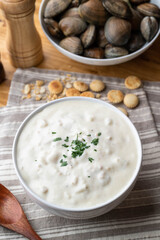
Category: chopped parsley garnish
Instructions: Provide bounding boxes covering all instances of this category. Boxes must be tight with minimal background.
[88,176,91,178]
[62,144,69,148]
[60,159,68,167]
[88,157,94,163]
[71,138,90,158]
[35,159,37,161]
[50,131,102,166]
[64,136,69,142]
[53,137,62,142]
[91,138,99,145]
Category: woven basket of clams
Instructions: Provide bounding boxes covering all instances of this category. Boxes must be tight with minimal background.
[39,0,160,65]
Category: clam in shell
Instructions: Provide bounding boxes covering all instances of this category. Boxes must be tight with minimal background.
[44,18,63,39]
[140,16,159,41]
[97,27,109,48]
[80,25,96,48]
[102,0,132,19]
[84,47,105,58]
[59,36,83,55]
[104,16,131,46]
[59,17,87,36]
[137,3,160,18]
[105,44,128,58]
[44,0,72,18]
[61,8,80,19]
[130,8,143,31]
[127,32,145,52]
[79,0,109,26]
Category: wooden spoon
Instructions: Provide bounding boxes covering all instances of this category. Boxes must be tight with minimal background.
[0,184,42,240]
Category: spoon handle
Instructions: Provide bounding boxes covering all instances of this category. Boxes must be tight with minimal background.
[19,218,42,240]
[1,216,42,240]
[0,184,42,240]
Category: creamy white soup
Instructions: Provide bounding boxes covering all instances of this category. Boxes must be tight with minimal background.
[17,100,138,209]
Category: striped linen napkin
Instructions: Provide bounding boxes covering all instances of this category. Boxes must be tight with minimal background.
[0,68,160,240]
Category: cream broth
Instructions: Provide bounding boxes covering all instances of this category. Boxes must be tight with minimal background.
[17,100,138,209]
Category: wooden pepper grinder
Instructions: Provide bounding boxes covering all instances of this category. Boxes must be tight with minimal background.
[0,0,43,68]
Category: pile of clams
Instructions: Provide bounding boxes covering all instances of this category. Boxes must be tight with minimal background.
[43,0,160,59]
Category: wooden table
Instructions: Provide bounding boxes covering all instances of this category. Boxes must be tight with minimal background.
[0,1,160,107]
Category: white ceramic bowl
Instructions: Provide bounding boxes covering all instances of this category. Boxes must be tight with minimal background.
[39,0,160,66]
[12,97,142,219]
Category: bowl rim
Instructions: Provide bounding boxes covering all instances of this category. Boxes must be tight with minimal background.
[39,0,160,65]
[12,97,142,212]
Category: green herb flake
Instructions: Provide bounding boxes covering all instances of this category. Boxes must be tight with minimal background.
[86,145,90,149]
[63,154,67,158]
[61,162,68,167]
[62,144,69,148]
[52,132,56,134]
[64,136,69,142]
[88,157,94,163]
[91,138,99,146]
[72,151,80,158]
[87,134,91,137]
[35,159,37,162]
[53,137,62,142]
[88,176,91,178]
[98,132,102,136]
[82,138,85,142]
[94,149,97,152]
[60,159,68,167]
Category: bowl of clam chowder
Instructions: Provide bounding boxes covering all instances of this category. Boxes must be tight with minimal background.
[13,97,142,219]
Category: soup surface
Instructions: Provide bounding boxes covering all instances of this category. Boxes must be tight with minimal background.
[17,100,139,209]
